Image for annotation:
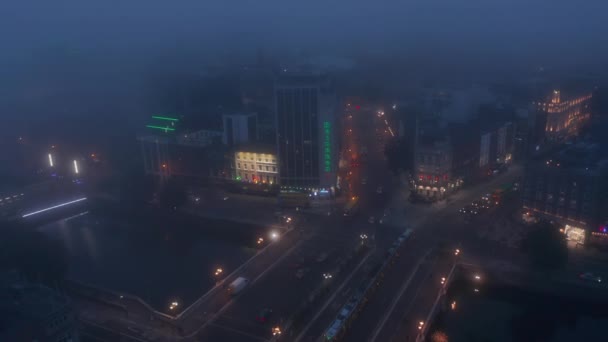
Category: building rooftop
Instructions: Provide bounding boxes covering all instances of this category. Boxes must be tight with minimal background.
[535,142,608,171]
[276,71,330,87]
[223,112,257,117]
[233,143,276,155]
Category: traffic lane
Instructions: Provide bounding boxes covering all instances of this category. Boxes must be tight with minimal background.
[342,240,430,342]
[371,260,432,342]
[297,253,382,342]
[201,232,362,341]
[378,259,453,342]
[178,228,301,333]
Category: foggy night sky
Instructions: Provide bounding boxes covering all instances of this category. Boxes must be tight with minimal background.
[1,0,607,126]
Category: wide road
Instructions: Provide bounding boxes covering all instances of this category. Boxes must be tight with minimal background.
[190,105,399,341]
[296,103,524,342]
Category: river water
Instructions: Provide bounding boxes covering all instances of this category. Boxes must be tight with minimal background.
[37,210,259,312]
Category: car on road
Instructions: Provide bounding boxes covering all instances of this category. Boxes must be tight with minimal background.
[368,216,375,224]
[256,308,273,323]
[459,205,478,215]
[580,272,602,283]
[471,200,487,210]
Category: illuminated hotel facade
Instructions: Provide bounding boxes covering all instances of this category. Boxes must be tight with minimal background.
[534,90,592,142]
[233,147,278,185]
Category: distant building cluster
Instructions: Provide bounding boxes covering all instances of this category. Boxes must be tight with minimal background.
[409,105,515,201]
[522,143,608,245]
[139,70,339,198]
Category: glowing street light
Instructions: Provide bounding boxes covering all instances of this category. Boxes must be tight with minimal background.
[418,321,425,330]
[441,277,446,285]
[73,160,79,174]
[451,301,457,310]
[474,274,481,281]
[257,237,264,245]
[269,230,279,241]
[48,154,54,167]
[323,273,333,280]
[169,301,179,310]
[454,248,460,256]
[272,326,282,336]
[214,268,223,277]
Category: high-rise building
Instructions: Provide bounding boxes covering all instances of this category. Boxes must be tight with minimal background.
[275,72,337,192]
[222,113,258,146]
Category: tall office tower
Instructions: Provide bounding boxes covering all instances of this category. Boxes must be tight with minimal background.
[275,72,337,192]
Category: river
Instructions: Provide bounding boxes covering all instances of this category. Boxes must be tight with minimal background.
[37,210,260,312]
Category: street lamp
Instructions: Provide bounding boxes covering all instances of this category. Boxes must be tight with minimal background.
[272,326,282,336]
[454,248,460,256]
[269,230,279,241]
[257,237,264,245]
[169,301,179,310]
[474,274,481,281]
[441,277,446,285]
[418,321,424,330]
[214,268,223,277]
[323,273,333,280]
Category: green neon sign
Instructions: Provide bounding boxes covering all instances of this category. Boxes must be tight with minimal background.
[323,121,331,172]
[152,116,179,121]
[146,125,175,132]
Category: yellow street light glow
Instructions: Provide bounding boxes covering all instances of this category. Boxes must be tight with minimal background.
[451,301,457,310]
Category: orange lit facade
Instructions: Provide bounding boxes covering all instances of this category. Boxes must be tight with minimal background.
[233,150,278,185]
[535,90,592,141]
